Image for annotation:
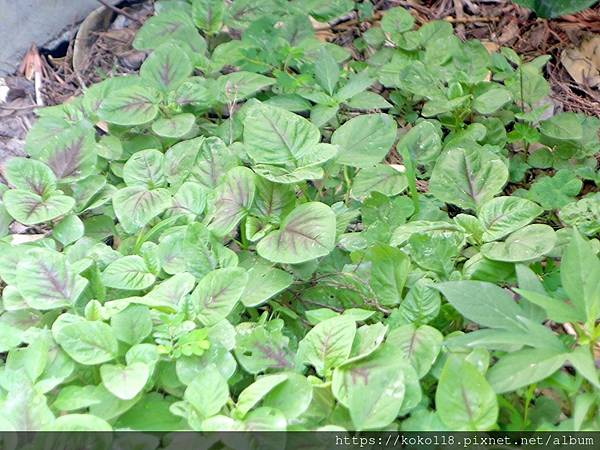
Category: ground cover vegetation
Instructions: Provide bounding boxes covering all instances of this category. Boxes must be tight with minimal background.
[0,0,599,433]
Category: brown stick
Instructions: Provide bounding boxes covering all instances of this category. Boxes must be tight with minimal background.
[444,16,500,23]
[96,0,142,25]
[0,103,39,111]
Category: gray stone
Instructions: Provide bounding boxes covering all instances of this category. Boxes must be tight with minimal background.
[0,0,118,75]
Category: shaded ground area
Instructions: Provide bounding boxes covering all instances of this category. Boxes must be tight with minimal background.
[1,0,599,163]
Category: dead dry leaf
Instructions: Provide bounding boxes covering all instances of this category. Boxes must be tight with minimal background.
[11,234,46,245]
[561,34,600,88]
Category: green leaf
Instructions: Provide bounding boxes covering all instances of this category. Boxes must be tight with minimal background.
[110,305,153,345]
[49,414,112,431]
[208,166,256,236]
[568,346,600,388]
[112,186,171,233]
[332,114,397,168]
[172,78,213,108]
[381,7,415,35]
[36,127,97,183]
[1,388,55,430]
[350,164,407,200]
[481,224,556,262]
[253,163,326,184]
[487,348,567,393]
[436,281,525,331]
[257,202,336,264]
[16,248,87,310]
[298,316,356,376]
[473,88,512,115]
[368,244,410,306]
[123,149,166,188]
[235,320,293,373]
[560,229,600,322]
[98,84,160,126]
[53,215,84,246]
[55,320,118,365]
[53,386,102,412]
[314,47,340,95]
[4,157,56,196]
[512,0,597,18]
[216,72,275,103]
[100,363,150,400]
[332,345,406,430]
[479,196,544,242]
[540,112,583,141]
[192,0,225,34]
[240,261,293,307]
[346,91,392,110]
[397,121,442,169]
[243,103,321,165]
[235,374,288,417]
[191,267,248,325]
[429,146,508,210]
[140,42,193,93]
[172,182,207,217]
[262,373,313,420]
[336,71,374,102]
[559,193,600,236]
[526,170,582,210]
[152,114,196,138]
[142,272,196,311]
[0,323,23,352]
[115,392,186,431]
[102,255,156,291]
[133,10,205,53]
[184,364,229,417]
[397,278,441,325]
[408,229,464,275]
[4,190,75,226]
[435,356,498,430]
[386,324,442,378]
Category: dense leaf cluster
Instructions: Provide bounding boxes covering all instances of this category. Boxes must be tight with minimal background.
[0,0,599,432]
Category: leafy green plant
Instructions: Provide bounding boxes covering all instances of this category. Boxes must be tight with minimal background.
[512,0,598,18]
[0,0,599,432]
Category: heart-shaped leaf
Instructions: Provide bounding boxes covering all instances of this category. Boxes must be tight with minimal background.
[436,355,498,430]
[98,84,160,126]
[216,72,275,103]
[16,248,87,310]
[4,190,75,225]
[112,186,171,233]
[479,196,544,242]
[55,320,118,365]
[244,103,321,166]
[429,146,508,210]
[152,113,196,138]
[102,255,156,291]
[140,42,193,93]
[332,114,397,168]
[100,363,150,400]
[208,166,256,236]
[481,224,556,262]
[257,202,336,264]
[3,157,56,196]
[191,267,248,325]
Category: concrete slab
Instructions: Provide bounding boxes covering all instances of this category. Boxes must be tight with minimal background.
[0,0,118,75]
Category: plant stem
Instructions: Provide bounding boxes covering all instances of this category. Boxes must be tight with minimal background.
[400,145,420,214]
[343,166,352,205]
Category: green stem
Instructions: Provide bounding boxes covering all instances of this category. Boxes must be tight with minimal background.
[240,217,249,250]
[523,383,537,427]
[343,166,353,205]
[400,145,420,214]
